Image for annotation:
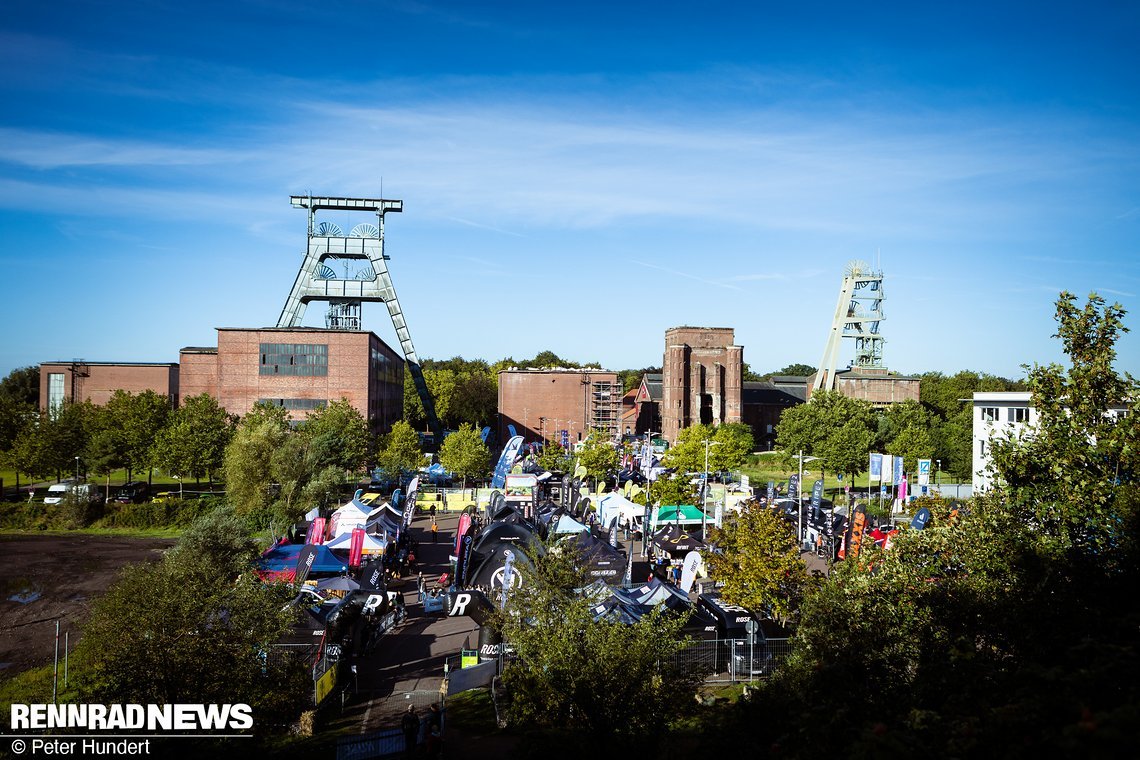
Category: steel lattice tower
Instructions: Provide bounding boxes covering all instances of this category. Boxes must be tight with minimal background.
[277,195,442,439]
[812,260,885,392]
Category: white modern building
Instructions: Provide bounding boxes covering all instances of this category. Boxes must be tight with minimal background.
[972,392,1037,492]
[973,391,1130,491]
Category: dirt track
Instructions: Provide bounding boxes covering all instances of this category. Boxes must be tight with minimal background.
[0,534,175,676]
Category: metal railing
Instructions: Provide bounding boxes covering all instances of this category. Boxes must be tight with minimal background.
[672,637,794,683]
[336,693,444,760]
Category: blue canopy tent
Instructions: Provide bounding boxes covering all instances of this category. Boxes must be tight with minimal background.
[255,543,349,582]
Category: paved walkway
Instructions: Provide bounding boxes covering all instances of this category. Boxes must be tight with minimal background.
[333,511,478,732]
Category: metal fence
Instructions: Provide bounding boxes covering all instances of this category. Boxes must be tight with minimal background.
[672,637,794,683]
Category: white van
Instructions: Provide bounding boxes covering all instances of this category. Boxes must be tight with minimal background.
[44,481,101,506]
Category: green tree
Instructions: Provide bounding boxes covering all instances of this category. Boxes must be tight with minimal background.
[715,293,1140,758]
[989,291,1139,549]
[224,403,290,517]
[102,390,171,482]
[0,393,34,468]
[375,419,423,479]
[0,365,40,406]
[663,422,754,474]
[438,423,490,490]
[885,425,936,475]
[153,393,235,485]
[919,370,1025,481]
[705,503,810,623]
[574,434,619,487]
[776,390,875,480]
[299,398,372,472]
[537,438,572,472]
[77,510,305,717]
[494,540,701,749]
[616,366,661,393]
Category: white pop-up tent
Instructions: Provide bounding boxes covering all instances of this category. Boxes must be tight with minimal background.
[328,497,371,538]
[325,530,388,555]
[598,492,646,530]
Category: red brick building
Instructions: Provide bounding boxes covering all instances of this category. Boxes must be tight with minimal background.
[180,327,403,432]
[40,361,179,411]
[497,368,621,445]
[662,327,743,442]
[809,366,920,406]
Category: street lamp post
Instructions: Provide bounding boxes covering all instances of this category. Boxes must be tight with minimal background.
[701,439,722,535]
[794,449,820,550]
[74,457,80,482]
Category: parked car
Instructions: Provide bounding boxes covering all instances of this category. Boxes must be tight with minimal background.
[113,481,150,503]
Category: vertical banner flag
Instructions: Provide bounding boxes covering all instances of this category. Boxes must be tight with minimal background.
[893,455,904,486]
[306,517,327,545]
[917,459,931,486]
[357,557,385,590]
[880,454,893,483]
[402,476,420,528]
[767,480,775,502]
[293,544,320,585]
[348,528,365,569]
[492,435,524,489]
[788,474,800,500]
[869,453,883,481]
[899,475,908,504]
[811,479,824,511]
[680,550,702,593]
[499,550,516,610]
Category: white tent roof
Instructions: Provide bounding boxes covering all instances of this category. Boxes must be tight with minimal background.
[325,531,388,553]
[552,514,589,534]
[598,492,645,529]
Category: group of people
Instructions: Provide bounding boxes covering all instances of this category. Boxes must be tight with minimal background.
[402,702,443,758]
[648,550,684,587]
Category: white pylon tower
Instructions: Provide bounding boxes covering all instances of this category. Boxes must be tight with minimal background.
[812,260,885,392]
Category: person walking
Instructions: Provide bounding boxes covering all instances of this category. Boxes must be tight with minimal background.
[431,520,439,543]
[401,704,419,757]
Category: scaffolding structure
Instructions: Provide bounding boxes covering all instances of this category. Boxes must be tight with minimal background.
[590,379,623,438]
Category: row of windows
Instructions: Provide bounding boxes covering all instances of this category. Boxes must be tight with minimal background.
[979,406,1029,423]
[259,343,329,376]
[258,398,328,411]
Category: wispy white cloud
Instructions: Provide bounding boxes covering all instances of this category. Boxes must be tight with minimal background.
[445,217,525,237]
[633,260,744,291]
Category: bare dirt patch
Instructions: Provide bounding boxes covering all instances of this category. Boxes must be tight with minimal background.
[0,534,175,677]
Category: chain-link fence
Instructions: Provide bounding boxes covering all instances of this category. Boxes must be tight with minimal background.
[672,637,794,683]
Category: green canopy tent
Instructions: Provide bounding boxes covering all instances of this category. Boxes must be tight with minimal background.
[651,504,707,528]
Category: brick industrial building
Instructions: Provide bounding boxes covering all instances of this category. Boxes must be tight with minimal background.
[41,327,404,435]
[40,361,180,411]
[180,327,403,432]
[809,366,920,406]
[497,368,622,445]
[661,326,743,442]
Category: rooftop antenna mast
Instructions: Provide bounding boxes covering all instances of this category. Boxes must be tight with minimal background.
[277,195,443,440]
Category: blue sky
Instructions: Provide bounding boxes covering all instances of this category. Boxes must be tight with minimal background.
[2,1,1138,381]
